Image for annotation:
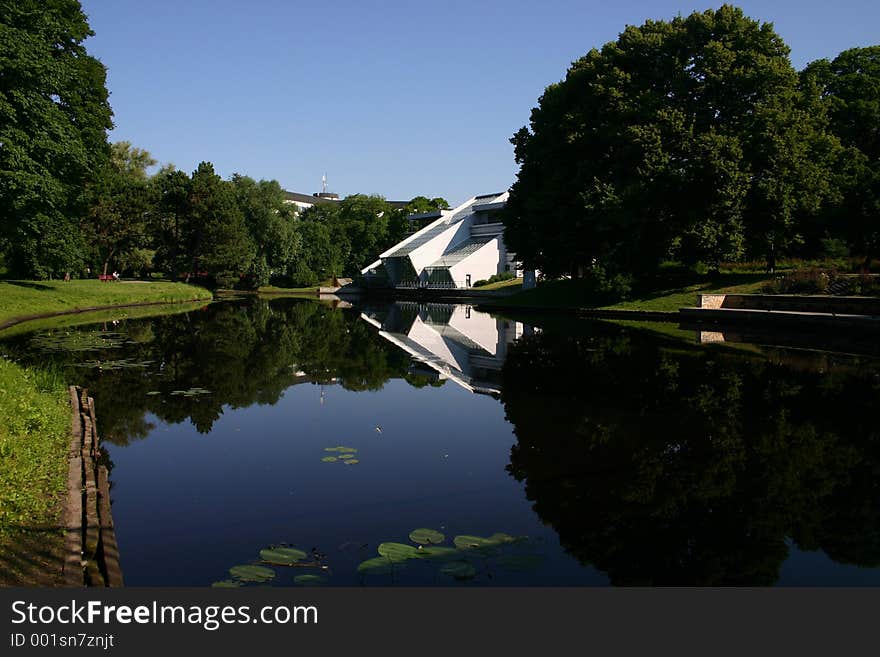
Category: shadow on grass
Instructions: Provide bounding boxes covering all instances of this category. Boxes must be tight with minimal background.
[4,280,54,291]
[0,525,66,587]
[633,271,768,294]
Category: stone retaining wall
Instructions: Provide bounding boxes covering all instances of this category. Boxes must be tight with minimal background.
[698,294,880,315]
[62,386,123,587]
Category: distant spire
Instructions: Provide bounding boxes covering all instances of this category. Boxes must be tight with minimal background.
[322,173,328,194]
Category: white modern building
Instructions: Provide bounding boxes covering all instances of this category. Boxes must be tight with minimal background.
[360,192,533,289]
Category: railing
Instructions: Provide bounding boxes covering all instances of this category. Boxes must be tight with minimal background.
[395,280,473,290]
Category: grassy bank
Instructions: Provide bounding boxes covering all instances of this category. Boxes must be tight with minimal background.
[474,277,523,292]
[0,300,210,341]
[0,359,70,585]
[486,272,771,313]
[256,284,322,296]
[0,279,213,328]
[213,280,334,298]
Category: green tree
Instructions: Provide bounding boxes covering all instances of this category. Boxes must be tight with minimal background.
[402,196,449,214]
[151,166,191,279]
[82,141,157,276]
[231,175,300,287]
[388,196,450,244]
[504,5,838,278]
[187,162,255,288]
[335,194,393,276]
[0,0,113,278]
[802,47,880,269]
[292,214,346,285]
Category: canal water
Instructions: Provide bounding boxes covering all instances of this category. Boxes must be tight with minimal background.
[2,297,879,586]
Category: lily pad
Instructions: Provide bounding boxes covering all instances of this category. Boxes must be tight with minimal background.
[409,528,445,545]
[170,387,212,397]
[453,533,521,554]
[377,542,421,563]
[211,580,242,588]
[342,458,359,465]
[496,554,544,573]
[453,535,500,553]
[417,546,462,562]
[293,574,327,586]
[229,565,275,582]
[357,557,395,575]
[321,456,338,463]
[488,533,519,544]
[260,547,308,565]
[440,561,476,580]
[324,446,358,453]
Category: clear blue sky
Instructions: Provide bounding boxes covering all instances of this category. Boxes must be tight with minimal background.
[80,0,878,205]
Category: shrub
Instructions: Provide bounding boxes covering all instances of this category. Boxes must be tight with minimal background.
[820,238,850,259]
[762,268,833,294]
[473,271,516,287]
[851,274,880,297]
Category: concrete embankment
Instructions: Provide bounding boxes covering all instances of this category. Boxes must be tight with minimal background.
[681,294,880,332]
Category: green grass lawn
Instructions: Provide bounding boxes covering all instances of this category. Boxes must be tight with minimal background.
[473,277,523,292]
[489,272,771,312]
[0,359,70,585]
[256,284,323,295]
[0,279,213,327]
[213,280,335,297]
[601,274,769,312]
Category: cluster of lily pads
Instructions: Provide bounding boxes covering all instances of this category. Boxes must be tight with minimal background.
[31,330,132,353]
[213,546,329,588]
[322,446,359,465]
[357,528,544,582]
[163,387,211,397]
[74,358,154,371]
[211,529,545,587]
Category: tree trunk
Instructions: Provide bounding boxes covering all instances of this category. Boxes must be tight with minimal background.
[102,248,115,277]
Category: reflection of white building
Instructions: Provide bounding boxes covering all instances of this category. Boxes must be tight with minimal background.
[361,192,534,289]
[360,302,532,395]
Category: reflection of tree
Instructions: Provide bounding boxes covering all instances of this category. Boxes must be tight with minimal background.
[501,324,880,584]
[7,299,410,443]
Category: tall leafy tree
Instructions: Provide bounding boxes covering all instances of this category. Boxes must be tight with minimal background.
[151,165,191,280]
[294,195,398,281]
[803,46,880,269]
[83,141,157,276]
[505,5,838,278]
[335,194,393,276]
[0,0,113,278]
[186,162,255,287]
[388,196,450,244]
[293,204,348,285]
[231,174,300,287]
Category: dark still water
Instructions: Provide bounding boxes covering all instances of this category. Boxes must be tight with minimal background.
[3,298,880,586]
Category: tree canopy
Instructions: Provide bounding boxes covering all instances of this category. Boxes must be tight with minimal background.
[504,4,842,279]
[803,46,880,268]
[0,0,113,278]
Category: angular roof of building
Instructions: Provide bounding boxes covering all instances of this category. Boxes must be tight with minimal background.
[282,190,337,205]
[428,236,495,268]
